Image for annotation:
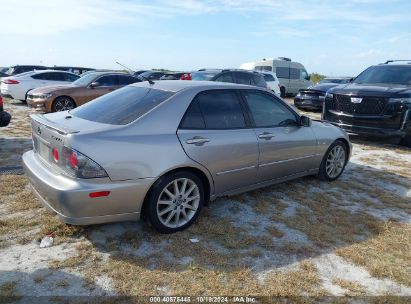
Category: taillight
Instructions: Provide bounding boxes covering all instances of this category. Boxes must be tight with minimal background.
[0,96,3,107]
[3,79,19,84]
[61,147,108,179]
[52,147,59,162]
[180,73,192,80]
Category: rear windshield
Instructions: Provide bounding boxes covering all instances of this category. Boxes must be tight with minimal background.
[191,71,220,81]
[71,86,174,125]
[353,65,411,85]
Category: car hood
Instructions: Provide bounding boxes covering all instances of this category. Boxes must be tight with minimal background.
[28,84,79,94]
[329,83,411,97]
[307,83,340,92]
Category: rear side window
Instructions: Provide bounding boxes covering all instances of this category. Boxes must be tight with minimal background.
[255,66,272,72]
[71,87,174,125]
[118,75,138,85]
[276,67,289,79]
[180,99,205,129]
[263,74,275,82]
[253,74,267,87]
[196,90,246,129]
[191,71,220,81]
[214,72,233,83]
[235,72,254,85]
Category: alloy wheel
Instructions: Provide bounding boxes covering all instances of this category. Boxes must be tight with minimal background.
[156,178,200,229]
[325,145,346,178]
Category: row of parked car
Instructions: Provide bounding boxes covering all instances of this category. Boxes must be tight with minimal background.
[2,59,411,148]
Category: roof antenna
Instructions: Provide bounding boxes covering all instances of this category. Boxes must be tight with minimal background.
[115,61,135,74]
[139,75,155,85]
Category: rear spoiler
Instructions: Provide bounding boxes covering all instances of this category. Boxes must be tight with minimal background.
[30,114,79,135]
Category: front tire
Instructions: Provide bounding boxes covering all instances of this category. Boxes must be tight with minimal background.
[400,133,411,148]
[317,140,348,181]
[145,171,204,233]
[52,96,76,112]
[280,86,286,98]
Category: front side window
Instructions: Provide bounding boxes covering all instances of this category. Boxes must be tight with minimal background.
[301,70,310,80]
[71,87,174,125]
[242,91,297,127]
[184,90,246,129]
[96,75,117,86]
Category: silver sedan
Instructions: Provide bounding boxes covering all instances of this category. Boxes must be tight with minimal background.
[23,81,351,233]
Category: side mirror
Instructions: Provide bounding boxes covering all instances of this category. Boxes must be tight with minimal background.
[300,115,311,127]
[89,81,100,88]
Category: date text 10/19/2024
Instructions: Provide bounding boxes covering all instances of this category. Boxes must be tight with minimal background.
[149,296,257,303]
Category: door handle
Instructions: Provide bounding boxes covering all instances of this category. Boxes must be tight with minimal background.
[258,132,275,140]
[186,136,210,145]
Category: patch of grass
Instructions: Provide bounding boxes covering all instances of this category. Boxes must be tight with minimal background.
[332,278,366,296]
[0,281,18,297]
[264,261,326,296]
[49,242,97,269]
[336,222,411,287]
[276,194,384,248]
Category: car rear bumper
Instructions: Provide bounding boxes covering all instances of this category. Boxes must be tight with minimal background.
[23,150,155,225]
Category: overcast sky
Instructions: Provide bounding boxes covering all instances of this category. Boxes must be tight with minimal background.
[1,0,410,76]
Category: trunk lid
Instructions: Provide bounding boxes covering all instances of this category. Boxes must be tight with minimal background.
[31,112,115,168]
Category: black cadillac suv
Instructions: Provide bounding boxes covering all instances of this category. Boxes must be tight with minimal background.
[322,61,411,147]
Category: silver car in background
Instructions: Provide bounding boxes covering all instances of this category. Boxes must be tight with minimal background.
[23,81,351,233]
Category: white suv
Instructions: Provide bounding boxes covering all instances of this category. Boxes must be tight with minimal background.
[259,71,281,96]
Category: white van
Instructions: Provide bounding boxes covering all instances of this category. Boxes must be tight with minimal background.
[247,57,312,97]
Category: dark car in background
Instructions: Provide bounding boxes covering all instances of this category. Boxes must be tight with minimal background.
[0,95,11,127]
[138,70,167,81]
[322,61,411,147]
[190,69,268,89]
[160,72,187,80]
[6,65,48,76]
[294,77,352,111]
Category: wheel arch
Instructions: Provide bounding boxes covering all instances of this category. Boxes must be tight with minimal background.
[140,166,213,218]
[335,137,351,162]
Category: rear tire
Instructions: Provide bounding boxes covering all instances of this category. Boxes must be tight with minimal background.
[400,133,411,148]
[280,86,286,98]
[52,96,76,112]
[317,140,348,181]
[145,171,204,233]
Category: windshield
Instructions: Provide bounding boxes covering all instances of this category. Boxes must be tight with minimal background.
[72,73,98,86]
[320,78,349,84]
[191,71,220,81]
[71,86,175,125]
[353,66,411,85]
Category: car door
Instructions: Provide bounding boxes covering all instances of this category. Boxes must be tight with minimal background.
[177,89,259,194]
[241,89,319,182]
[84,74,119,103]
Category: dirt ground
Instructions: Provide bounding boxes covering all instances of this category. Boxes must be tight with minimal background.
[1,97,411,298]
